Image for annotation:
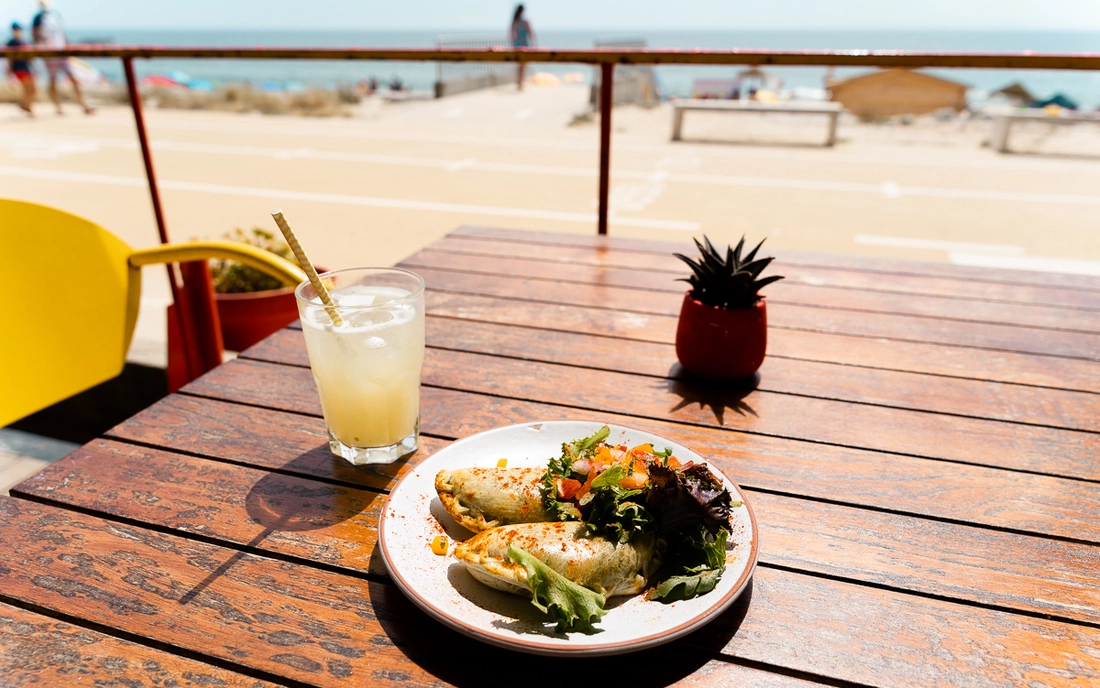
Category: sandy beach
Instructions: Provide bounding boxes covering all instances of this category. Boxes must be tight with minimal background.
[3,82,1099,365]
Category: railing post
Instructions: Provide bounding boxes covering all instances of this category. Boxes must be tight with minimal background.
[123,58,169,246]
[598,62,614,236]
[123,56,217,388]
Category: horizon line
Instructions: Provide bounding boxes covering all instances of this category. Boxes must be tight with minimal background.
[66,26,1100,34]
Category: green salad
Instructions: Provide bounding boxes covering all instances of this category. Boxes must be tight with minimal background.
[506,425,737,631]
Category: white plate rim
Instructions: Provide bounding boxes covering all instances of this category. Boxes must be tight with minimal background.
[377,420,759,657]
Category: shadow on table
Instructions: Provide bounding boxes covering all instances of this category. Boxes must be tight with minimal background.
[244,467,377,533]
[667,365,759,426]
[252,441,417,491]
[368,550,754,686]
[179,454,381,605]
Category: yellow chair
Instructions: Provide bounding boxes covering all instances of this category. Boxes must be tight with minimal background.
[0,199,307,427]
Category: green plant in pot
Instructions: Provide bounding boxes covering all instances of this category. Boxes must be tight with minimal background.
[209,227,307,352]
[673,235,784,380]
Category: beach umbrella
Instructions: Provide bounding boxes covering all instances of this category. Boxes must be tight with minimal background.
[139,75,182,88]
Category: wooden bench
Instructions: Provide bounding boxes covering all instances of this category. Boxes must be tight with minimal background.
[992,108,1100,152]
[671,99,842,146]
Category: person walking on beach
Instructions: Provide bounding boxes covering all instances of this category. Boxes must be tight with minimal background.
[509,4,535,90]
[6,23,35,116]
[32,0,92,115]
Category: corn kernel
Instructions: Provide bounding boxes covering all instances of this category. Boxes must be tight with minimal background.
[431,535,448,555]
[497,458,508,468]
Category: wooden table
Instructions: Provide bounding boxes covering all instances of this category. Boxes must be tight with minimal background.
[2,226,1099,687]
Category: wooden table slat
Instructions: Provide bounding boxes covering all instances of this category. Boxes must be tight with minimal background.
[107,393,1100,546]
[427,235,1100,311]
[448,226,1100,292]
[406,249,1100,332]
[412,271,1100,361]
[18,437,1100,626]
[0,601,277,687]
[2,497,1097,688]
[193,351,1100,482]
[268,320,1100,432]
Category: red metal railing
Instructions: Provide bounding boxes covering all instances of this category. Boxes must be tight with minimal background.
[5,45,1100,382]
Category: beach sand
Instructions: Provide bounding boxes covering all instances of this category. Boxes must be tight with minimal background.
[2,82,1098,366]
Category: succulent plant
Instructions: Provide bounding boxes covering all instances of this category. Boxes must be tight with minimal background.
[675,235,784,309]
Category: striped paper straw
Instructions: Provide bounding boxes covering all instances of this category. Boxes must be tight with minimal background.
[270,208,343,327]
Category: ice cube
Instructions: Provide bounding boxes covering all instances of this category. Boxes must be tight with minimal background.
[363,336,387,349]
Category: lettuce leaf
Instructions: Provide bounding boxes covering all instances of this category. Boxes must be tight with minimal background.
[507,545,607,633]
[648,525,728,602]
[649,568,723,601]
[564,425,610,463]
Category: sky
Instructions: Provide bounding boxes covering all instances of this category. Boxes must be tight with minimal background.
[3,0,1100,32]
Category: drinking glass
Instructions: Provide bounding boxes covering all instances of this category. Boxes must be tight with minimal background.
[295,267,425,464]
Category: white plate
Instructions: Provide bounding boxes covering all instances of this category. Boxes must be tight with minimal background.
[378,420,759,657]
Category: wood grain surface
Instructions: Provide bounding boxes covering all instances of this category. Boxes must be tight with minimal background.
[426,235,1100,310]
[190,351,1100,482]
[448,226,1100,292]
[2,497,1098,687]
[0,602,276,687]
[413,272,1100,361]
[108,390,1100,545]
[5,229,1098,688]
[30,431,1097,626]
[404,249,1100,333]
[257,318,1100,432]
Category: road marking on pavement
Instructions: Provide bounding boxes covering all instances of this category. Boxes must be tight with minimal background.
[0,165,700,232]
[75,115,1100,175]
[855,235,1025,256]
[445,158,477,172]
[6,132,1100,208]
[274,147,313,159]
[948,252,1100,276]
[0,133,100,159]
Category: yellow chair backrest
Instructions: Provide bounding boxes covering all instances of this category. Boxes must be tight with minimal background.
[0,199,307,427]
[0,200,140,426]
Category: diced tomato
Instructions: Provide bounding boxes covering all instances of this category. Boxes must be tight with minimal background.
[594,445,614,465]
[618,471,649,490]
[574,469,599,500]
[556,478,583,500]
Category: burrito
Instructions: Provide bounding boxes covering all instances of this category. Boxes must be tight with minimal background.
[454,521,663,598]
[435,467,550,531]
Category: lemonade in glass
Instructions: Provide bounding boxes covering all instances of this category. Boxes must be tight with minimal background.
[295,267,425,464]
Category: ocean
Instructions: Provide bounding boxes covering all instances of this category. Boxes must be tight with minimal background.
[69,29,1100,106]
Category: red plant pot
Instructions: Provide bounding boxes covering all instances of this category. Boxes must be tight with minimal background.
[215,286,299,352]
[675,293,767,380]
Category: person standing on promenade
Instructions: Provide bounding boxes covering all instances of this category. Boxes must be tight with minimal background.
[509,4,536,90]
[6,23,35,116]
[32,0,92,115]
